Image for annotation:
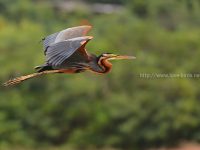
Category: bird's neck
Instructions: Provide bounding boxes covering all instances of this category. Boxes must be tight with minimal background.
[98,58,112,73]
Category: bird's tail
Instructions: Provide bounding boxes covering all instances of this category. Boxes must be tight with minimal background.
[3,70,60,87]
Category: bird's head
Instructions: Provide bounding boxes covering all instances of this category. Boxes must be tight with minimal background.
[98,53,136,61]
[95,53,136,73]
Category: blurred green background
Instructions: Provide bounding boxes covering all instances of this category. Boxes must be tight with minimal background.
[1,0,200,149]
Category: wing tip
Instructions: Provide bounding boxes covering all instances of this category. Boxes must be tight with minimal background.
[69,25,92,30]
[87,36,93,40]
[70,25,92,35]
[80,36,93,45]
[79,25,92,28]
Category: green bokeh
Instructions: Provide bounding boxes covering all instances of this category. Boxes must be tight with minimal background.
[1,0,200,149]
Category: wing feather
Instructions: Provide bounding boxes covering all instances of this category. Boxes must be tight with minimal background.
[43,32,59,51]
[45,36,93,66]
[42,26,92,52]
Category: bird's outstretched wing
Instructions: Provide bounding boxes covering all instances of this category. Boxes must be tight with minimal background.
[43,25,92,52]
[45,36,93,66]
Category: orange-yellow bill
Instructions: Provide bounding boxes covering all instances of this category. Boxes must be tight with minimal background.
[115,55,136,59]
[108,54,136,60]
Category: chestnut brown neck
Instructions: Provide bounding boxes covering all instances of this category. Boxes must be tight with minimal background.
[98,58,112,73]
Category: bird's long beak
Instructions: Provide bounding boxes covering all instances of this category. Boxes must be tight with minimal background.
[112,55,136,60]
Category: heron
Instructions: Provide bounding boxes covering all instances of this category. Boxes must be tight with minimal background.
[3,26,135,86]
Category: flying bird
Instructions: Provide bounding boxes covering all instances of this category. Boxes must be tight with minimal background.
[3,26,135,86]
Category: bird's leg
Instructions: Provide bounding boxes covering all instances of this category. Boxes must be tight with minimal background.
[3,70,61,86]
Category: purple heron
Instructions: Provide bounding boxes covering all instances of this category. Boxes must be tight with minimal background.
[3,26,135,86]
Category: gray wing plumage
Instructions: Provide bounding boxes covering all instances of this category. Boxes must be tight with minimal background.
[45,36,93,66]
[43,25,92,52]
[43,32,59,52]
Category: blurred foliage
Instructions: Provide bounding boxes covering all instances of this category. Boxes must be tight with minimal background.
[85,0,125,4]
[1,0,200,150]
